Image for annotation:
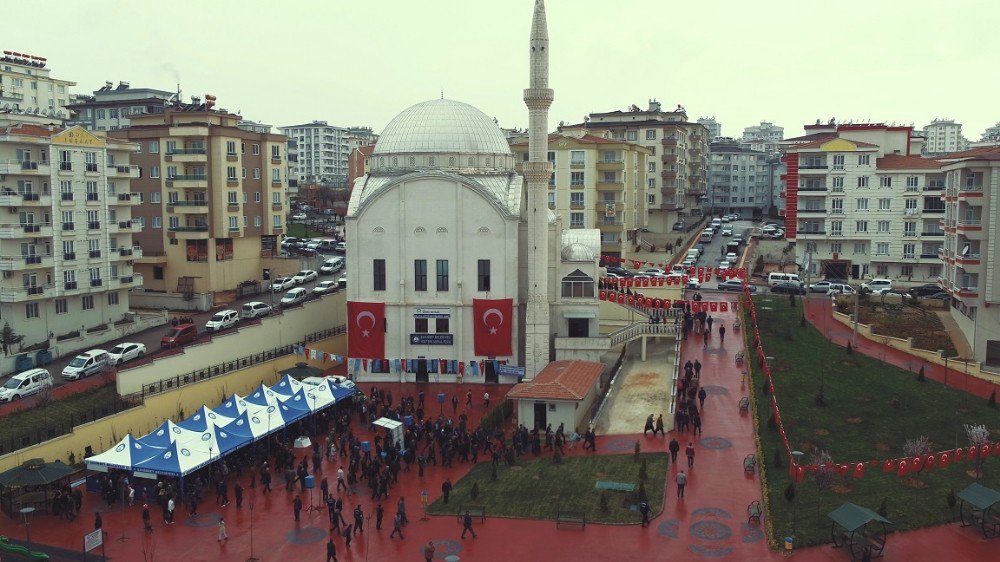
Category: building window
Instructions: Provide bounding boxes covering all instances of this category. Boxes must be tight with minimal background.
[150,166,160,178]
[226,141,237,155]
[414,259,427,291]
[877,220,890,233]
[875,242,889,255]
[82,295,94,310]
[647,194,655,205]
[253,144,260,155]
[929,265,941,278]
[436,259,449,291]
[254,216,261,227]
[626,131,637,141]
[149,140,159,153]
[570,151,585,165]
[561,269,595,297]
[271,145,280,159]
[878,198,891,210]
[373,259,386,291]
[547,192,555,208]
[646,129,656,140]
[227,166,237,180]
[152,216,162,228]
[853,242,867,254]
[24,302,39,319]
[228,191,238,204]
[831,199,843,214]
[272,169,281,182]
[832,154,844,170]
[477,259,490,292]
[228,216,239,231]
[648,161,656,172]
[855,198,868,211]
[272,215,281,228]
[570,172,584,186]
[253,168,261,179]
[879,176,892,188]
[570,212,585,228]
[570,192,584,208]
[830,242,842,253]
[55,299,68,314]
[108,292,119,305]
[855,221,868,233]
[832,176,844,190]
[858,154,871,165]
[241,167,247,179]
[414,318,428,333]
[254,191,261,202]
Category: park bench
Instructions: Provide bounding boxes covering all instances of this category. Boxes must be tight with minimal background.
[844,532,885,560]
[738,396,750,413]
[556,510,586,529]
[971,509,1000,538]
[747,500,763,524]
[744,454,757,474]
[457,505,486,524]
[595,481,635,492]
[735,351,745,366]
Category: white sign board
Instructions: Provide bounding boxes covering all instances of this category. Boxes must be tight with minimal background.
[84,528,103,552]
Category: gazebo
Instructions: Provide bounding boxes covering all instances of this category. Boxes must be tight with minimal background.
[957,482,1000,538]
[0,458,74,517]
[828,502,891,560]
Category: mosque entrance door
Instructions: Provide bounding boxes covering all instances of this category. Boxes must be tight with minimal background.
[484,360,498,384]
[416,358,429,383]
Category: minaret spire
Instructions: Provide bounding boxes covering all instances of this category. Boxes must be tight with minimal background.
[523,0,554,379]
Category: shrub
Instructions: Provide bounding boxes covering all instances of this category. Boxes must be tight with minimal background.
[599,491,610,513]
[470,482,480,501]
[773,448,785,468]
[947,489,957,509]
[784,483,796,503]
[767,413,777,430]
[753,255,765,274]
[877,497,888,518]
[639,458,648,482]
[989,390,996,408]
[917,365,926,383]
[813,384,827,407]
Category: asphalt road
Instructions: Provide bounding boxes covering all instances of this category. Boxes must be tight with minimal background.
[688,219,755,288]
[35,258,346,390]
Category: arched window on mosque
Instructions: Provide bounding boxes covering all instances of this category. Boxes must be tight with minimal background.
[561,269,594,298]
[468,157,475,167]
[449,157,456,166]
[429,157,435,166]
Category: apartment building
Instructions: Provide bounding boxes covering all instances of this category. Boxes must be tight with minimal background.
[922,119,969,155]
[112,109,287,294]
[66,82,177,131]
[347,145,375,193]
[697,117,721,140]
[559,100,709,232]
[937,147,1000,365]
[0,51,75,121]
[741,121,784,156]
[511,132,648,257]
[706,138,768,217]
[782,123,943,281]
[0,123,140,346]
[279,121,353,187]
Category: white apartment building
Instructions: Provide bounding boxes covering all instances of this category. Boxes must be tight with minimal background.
[0,51,75,121]
[783,123,944,281]
[66,82,177,131]
[697,117,721,140]
[937,147,1000,366]
[741,121,784,156]
[0,123,140,347]
[922,119,969,155]
[706,139,768,217]
[279,121,353,187]
[511,132,649,257]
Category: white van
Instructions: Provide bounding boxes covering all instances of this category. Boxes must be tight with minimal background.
[310,239,339,253]
[0,368,52,402]
[700,230,714,242]
[61,349,110,380]
[767,272,802,287]
[687,248,701,259]
[241,301,272,319]
[320,257,344,275]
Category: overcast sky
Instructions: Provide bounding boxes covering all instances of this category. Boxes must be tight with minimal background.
[13,0,999,139]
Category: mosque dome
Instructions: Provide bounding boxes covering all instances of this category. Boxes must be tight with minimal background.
[374,99,512,156]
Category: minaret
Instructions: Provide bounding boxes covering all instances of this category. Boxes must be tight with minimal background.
[523,0,553,379]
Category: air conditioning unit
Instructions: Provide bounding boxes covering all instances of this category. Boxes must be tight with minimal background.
[2,271,11,279]
[126,260,134,265]
[8,207,16,213]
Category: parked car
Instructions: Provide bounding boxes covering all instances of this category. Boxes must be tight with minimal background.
[291,213,308,221]
[241,301,272,319]
[809,280,836,293]
[161,323,198,348]
[205,309,240,333]
[639,267,666,276]
[923,292,950,301]
[320,257,345,275]
[108,342,147,366]
[717,279,757,293]
[302,375,356,390]
[280,237,302,249]
[682,257,697,267]
[860,278,893,294]
[685,278,702,290]
[771,281,806,295]
[720,216,731,223]
[61,349,111,380]
[281,287,309,306]
[725,252,738,264]
[763,229,785,240]
[0,368,52,402]
[313,280,339,295]
[721,225,734,236]
[293,270,318,284]
[272,277,295,292]
[827,283,856,296]
[335,242,347,253]
[605,265,633,277]
[672,221,686,231]
[909,283,944,297]
[337,274,347,289]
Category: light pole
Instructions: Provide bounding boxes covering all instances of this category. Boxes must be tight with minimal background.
[19,506,35,553]
[791,450,804,540]
[245,488,258,562]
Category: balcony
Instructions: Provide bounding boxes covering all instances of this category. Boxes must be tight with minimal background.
[58,162,73,173]
[166,174,208,188]
[63,281,79,292]
[957,219,984,239]
[112,246,143,261]
[923,184,945,192]
[107,165,140,178]
[87,221,101,230]
[88,250,102,259]
[110,192,139,206]
[687,186,706,197]
[0,223,52,238]
[921,230,944,237]
[661,170,677,181]
[168,225,210,239]
[116,220,142,233]
[598,222,624,232]
[166,147,207,163]
[955,286,979,298]
[0,160,51,176]
[662,154,677,164]
[0,191,50,206]
[595,181,624,191]
[167,200,210,214]
[956,253,981,267]
[958,184,984,198]
[0,285,48,302]
[0,254,54,271]
[90,279,103,288]
[797,208,827,215]
[85,192,101,204]
[795,230,827,235]
[798,185,828,192]
[118,275,135,286]
[798,163,828,172]
[662,137,678,147]
[921,207,945,214]
[596,160,624,171]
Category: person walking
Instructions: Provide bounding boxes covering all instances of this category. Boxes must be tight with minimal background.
[461,510,478,539]
[94,512,107,536]
[451,394,459,415]
[676,471,688,499]
[441,478,452,504]
[320,476,329,503]
[326,538,338,562]
[706,315,714,332]
[654,414,665,436]
[142,504,153,533]
[693,359,702,377]
[685,443,696,469]
[703,328,710,348]
[353,505,364,533]
[376,503,384,530]
[389,513,404,539]
[397,496,408,526]
[336,466,347,492]
[343,524,353,547]
[465,391,473,409]
[217,517,228,542]
[643,414,655,436]
[234,483,244,509]
[719,324,726,346]
[423,540,436,562]
[483,391,490,409]
[698,387,707,410]
[639,500,651,527]
[261,468,272,494]
[668,437,680,463]
[166,496,175,524]
[293,495,303,522]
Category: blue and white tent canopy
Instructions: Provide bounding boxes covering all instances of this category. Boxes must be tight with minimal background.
[215,393,249,419]
[222,410,275,442]
[330,382,357,402]
[277,389,312,422]
[270,374,305,397]
[212,424,251,456]
[136,419,188,450]
[176,405,234,433]
[85,434,159,472]
[132,440,214,477]
[243,384,282,410]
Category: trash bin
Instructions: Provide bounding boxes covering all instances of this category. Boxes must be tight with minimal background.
[784,537,794,551]
[14,353,34,372]
[361,441,370,454]
[36,349,53,366]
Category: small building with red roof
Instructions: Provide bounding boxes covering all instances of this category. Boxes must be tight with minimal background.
[507,360,604,432]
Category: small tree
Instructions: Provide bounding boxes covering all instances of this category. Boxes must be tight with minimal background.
[753,255,765,274]
[811,450,836,520]
[0,322,24,356]
[947,489,957,511]
[988,390,997,409]
[633,440,641,459]
[783,483,796,503]
[773,448,785,468]
[965,424,991,479]
[846,341,853,355]
[470,482,480,501]
[491,462,498,482]
[767,413,777,430]
[800,314,806,328]
[638,458,648,482]
[917,365,926,383]
[876,497,888,518]
[599,491,610,513]
[636,481,648,502]
[903,436,932,473]
[813,384,827,407]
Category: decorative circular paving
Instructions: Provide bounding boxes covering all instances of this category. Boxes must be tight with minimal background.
[421,538,462,559]
[603,438,639,453]
[184,512,220,528]
[689,543,735,557]
[659,507,743,558]
[286,526,327,544]
[698,437,733,450]
[700,385,729,396]
[741,522,765,543]
[690,520,732,541]
[657,519,680,538]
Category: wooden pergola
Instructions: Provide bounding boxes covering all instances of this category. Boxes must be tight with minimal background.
[957,482,1000,539]
[828,502,891,561]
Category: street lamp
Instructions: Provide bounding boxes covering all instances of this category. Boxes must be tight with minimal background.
[19,506,35,553]
[245,488,259,562]
[790,450,804,540]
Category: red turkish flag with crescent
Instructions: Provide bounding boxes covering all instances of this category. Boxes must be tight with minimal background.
[347,301,385,359]
[473,298,513,356]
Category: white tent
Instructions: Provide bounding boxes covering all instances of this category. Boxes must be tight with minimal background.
[85,434,159,472]
[373,417,404,446]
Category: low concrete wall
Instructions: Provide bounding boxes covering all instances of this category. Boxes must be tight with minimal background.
[0,333,346,473]
[116,291,347,395]
[0,310,168,377]
[830,309,1000,385]
[128,290,215,312]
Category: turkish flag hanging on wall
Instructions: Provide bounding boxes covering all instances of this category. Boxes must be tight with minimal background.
[473,298,514,357]
[347,301,386,359]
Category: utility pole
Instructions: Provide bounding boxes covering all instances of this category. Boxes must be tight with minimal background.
[852,290,859,347]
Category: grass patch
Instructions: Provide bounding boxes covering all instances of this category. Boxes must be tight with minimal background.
[427,452,668,524]
[835,298,958,357]
[1,383,135,454]
[748,296,1000,547]
[285,223,327,239]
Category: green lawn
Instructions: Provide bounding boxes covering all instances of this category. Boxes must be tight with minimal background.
[427,453,669,524]
[746,295,1000,547]
[285,223,326,239]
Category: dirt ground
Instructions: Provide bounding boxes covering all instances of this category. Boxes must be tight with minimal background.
[593,338,677,435]
[847,300,959,357]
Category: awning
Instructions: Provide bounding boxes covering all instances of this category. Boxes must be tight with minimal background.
[957,482,1000,511]
[562,309,597,319]
[827,502,892,532]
